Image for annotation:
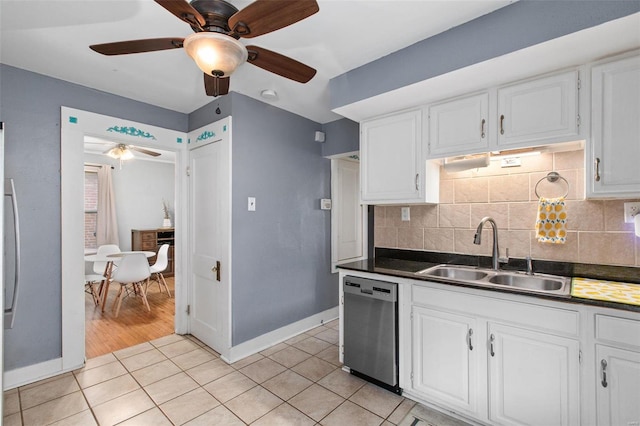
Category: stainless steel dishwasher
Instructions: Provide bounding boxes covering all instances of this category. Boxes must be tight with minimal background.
[343,275,400,394]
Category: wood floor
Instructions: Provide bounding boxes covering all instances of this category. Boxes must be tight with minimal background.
[85,276,175,359]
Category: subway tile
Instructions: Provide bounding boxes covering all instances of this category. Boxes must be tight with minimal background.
[375,227,397,248]
[439,179,454,204]
[565,200,604,231]
[397,228,424,250]
[554,149,584,170]
[604,199,640,232]
[508,202,538,230]
[579,232,636,266]
[470,203,509,229]
[439,204,471,229]
[424,228,455,253]
[454,177,489,203]
[410,205,438,228]
[531,231,579,263]
[489,174,529,202]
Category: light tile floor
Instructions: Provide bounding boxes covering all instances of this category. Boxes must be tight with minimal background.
[3,320,421,426]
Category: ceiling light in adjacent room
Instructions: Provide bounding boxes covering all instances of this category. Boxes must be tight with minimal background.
[183,32,248,77]
[107,145,134,160]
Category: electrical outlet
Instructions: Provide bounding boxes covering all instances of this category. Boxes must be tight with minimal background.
[401,207,410,221]
[624,202,640,223]
[248,197,256,211]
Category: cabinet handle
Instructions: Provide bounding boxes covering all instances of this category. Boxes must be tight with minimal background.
[415,174,419,191]
[489,334,495,357]
[594,157,601,182]
[499,115,505,135]
[467,328,474,351]
[480,119,486,138]
[601,359,608,388]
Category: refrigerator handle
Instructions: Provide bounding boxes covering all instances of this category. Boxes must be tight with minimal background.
[5,178,20,329]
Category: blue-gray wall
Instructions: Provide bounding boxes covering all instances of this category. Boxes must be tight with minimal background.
[330,1,640,109]
[0,64,186,370]
[227,93,335,345]
[321,118,359,158]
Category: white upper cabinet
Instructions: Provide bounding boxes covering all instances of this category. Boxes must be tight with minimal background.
[360,109,439,204]
[587,51,640,198]
[496,70,581,149]
[427,93,490,158]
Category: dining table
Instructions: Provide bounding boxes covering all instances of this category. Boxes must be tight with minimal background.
[84,250,156,312]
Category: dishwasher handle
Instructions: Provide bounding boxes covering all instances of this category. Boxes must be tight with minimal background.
[361,288,373,295]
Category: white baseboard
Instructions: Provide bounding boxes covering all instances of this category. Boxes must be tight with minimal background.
[222,306,338,364]
[3,357,84,390]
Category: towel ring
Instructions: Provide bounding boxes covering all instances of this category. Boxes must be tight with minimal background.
[535,172,569,199]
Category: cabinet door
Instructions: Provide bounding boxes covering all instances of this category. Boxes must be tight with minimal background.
[428,93,489,158]
[497,70,579,149]
[488,323,580,426]
[588,53,640,198]
[595,345,640,426]
[412,306,479,416]
[360,110,424,203]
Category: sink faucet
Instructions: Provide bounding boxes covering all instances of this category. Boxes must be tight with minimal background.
[473,217,500,270]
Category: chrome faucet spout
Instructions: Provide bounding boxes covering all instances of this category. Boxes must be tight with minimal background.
[473,216,500,270]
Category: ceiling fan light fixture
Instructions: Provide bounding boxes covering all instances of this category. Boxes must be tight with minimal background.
[184,32,248,77]
[107,145,134,160]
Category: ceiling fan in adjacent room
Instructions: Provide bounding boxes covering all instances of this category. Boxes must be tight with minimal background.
[89,0,319,97]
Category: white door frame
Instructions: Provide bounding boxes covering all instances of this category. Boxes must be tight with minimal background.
[57,108,188,374]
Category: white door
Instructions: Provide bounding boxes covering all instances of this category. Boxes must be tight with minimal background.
[412,306,479,416]
[488,323,580,426]
[596,345,640,426]
[188,137,230,354]
[331,158,365,270]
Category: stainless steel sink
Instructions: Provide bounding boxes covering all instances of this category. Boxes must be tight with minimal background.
[415,264,570,296]
[488,273,565,291]
[416,265,489,281]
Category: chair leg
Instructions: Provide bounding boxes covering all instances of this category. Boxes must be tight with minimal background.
[113,285,125,317]
[159,273,172,298]
[138,279,151,312]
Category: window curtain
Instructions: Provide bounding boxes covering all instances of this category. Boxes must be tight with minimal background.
[96,165,120,246]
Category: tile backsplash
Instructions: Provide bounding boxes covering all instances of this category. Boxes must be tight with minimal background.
[374,149,640,267]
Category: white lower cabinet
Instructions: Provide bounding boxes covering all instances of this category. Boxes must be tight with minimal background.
[411,306,480,416]
[488,323,580,426]
[409,283,580,425]
[595,345,640,426]
[593,313,640,425]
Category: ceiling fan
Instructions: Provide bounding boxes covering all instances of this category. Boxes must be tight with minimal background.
[104,143,162,160]
[89,0,319,97]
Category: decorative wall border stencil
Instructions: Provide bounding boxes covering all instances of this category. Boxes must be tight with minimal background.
[196,130,216,142]
[106,125,156,140]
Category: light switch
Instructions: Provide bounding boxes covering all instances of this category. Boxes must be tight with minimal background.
[248,197,256,211]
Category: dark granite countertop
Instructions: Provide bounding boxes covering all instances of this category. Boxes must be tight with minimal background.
[338,249,640,313]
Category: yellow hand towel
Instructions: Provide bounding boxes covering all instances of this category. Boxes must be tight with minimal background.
[535,196,567,244]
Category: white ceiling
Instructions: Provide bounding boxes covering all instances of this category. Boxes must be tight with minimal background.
[0,0,513,124]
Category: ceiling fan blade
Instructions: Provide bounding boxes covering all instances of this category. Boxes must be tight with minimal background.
[246,46,316,83]
[155,0,206,28]
[129,146,162,157]
[90,38,184,55]
[204,74,230,97]
[229,0,319,39]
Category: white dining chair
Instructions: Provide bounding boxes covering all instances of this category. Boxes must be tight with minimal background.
[84,260,104,305]
[110,253,151,317]
[93,244,121,275]
[148,244,172,298]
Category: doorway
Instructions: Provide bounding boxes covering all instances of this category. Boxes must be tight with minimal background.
[61,107,188,371]
[83,140,177,358]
